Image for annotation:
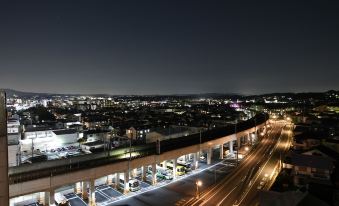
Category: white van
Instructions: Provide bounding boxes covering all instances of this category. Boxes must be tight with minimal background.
[119,174,140,192]
[155,165,173,180]
[54,193,68,206]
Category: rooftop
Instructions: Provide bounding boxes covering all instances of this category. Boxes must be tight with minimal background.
[290,152,334,170]
[53,129,77,135]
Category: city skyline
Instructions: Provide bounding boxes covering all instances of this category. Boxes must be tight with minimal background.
[1,1,339,205]
[1,0,339,95]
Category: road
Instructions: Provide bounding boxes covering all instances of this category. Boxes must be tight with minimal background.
[239,123,293,206]
[179,121,291,206]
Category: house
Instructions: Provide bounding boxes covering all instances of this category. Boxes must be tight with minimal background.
[126,125,151,142]
[293,132,326,150]
[284,152,334,186]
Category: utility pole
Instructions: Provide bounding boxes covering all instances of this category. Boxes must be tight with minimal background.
[128,137,132,181]
[31,138,34,159]
[198,130,202,158]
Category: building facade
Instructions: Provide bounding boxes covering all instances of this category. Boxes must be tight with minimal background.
[0,91,9,206]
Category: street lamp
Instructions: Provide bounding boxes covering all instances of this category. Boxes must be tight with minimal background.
[196,180,202,199]
[244,146,249,152]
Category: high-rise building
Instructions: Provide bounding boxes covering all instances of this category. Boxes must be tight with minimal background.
[0,91,9,206]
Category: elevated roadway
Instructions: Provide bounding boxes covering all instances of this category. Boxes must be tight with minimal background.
[8,114,269,205]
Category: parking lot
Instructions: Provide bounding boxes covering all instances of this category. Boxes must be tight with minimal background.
[19,153,231,206]
[21,145,83,163]
[95,185,122,203]
[64,193,87,206]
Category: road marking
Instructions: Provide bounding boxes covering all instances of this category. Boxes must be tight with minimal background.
[99,161,227,205]
[188,123,284,206]
[236,125,291,206]
[96,189,113,201]
[216,185,239,206]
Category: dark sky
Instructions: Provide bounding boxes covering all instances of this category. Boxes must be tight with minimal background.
[1,0,338,95]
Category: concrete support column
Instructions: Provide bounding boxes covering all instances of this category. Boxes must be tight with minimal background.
[124,171,129,194]
[49,190,55,206]
[142,166,147,181]
[229,141,234,154]
[207,148,212,165]
[237,137,241,149]
[107,175,113,185]
[82,181,88,200]
[193,153,198,170]
[89,179,96,206]
[152,163,157,185]
[172,159,177,179]
[73,183,77,194]
[220,144,224,159]
[249,133,253,145]
[74,182,81,194]
[0,92,9,206]
[132,168,137,178]
[42,191,49,206]
[114,173,119,189]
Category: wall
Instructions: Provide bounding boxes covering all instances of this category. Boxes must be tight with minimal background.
[0,91,9,205]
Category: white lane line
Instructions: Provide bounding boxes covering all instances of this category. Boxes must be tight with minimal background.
[100,161,227,205]
[236,125,287,206]
[216,185,239,206]
[97,189,113,200]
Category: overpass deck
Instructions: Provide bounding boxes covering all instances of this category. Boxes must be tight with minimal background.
[9,113,269,185]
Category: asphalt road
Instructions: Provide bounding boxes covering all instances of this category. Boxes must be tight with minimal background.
[180,121,290,206]
[239,123,293,206]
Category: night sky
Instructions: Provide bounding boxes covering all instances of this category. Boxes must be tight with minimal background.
[1,0,338,95]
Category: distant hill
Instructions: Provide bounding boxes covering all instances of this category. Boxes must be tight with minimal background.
[0,88,110,98]
[0,88,243,99]
[2,89,50,97]
[1,88,337,99]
